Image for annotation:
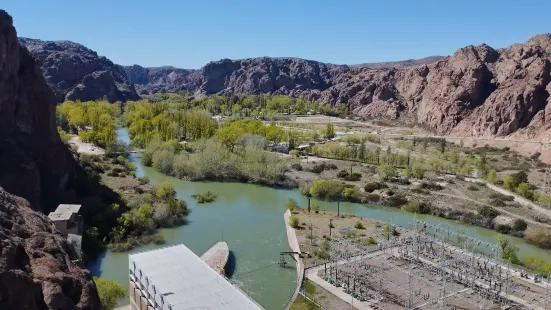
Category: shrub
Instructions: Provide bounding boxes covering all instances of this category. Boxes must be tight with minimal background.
[364,182,387,193]
[420,182,443,191]
[354,221,365,229]
[512,219,528,232]
[495,224,511,234]
[403,200,421,213]
[310,164,325,174]
[344,173,362,181]
[152,234,165,245]
[524,227,551,249]
[285,198,298,212]
[138,176,150,185]
[289,215,300,228]
[490,193,514,201]
[479,206,500,219]
[365,194,381,203]
[337,170,349,178]
[291,163,303,171]
[363,237,377,246]
[326,163,338,170]
[310,179,345,200]
[194,191,217,203]
[379,164,396,181]
[289,150,300,157]
[152,150,175,175]
[94,277,127,310]
[467,185,479,191]
[385,195,408,208]
[516,182,532,198]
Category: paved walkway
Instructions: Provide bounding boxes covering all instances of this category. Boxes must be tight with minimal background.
[283,210,305,310]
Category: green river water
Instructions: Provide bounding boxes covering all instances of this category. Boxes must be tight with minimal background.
[87,128,551,309]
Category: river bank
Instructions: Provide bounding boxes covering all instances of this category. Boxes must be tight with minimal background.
[87,127,551,309]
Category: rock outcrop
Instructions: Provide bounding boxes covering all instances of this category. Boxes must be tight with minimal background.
[1,11,102,310]
[19,38,139,103]
[1,12,78,210]
[116,64,198,95]
[0,188,102,310]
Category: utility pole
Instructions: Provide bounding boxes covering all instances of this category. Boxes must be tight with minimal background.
[307,197,311,213]
[337,201,340,216]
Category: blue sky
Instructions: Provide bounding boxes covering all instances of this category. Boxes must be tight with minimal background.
[4,0,550,69]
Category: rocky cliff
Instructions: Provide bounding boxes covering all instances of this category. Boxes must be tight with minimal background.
[116,64,197,95]
[0,10,101,309]
[19,38,139,103]
[0,188,102,310]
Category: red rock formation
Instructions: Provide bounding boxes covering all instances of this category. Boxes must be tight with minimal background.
[0,188,102,310]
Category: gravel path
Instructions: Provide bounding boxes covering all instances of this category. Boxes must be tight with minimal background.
[69,135,105,155]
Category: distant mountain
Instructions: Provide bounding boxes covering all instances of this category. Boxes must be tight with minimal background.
[115,64,198,95]
[19,34,551,141]
[349,56,445,69]
[19,37,139,102]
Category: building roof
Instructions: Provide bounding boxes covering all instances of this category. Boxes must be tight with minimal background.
[129,244,262,310]
[48,204,81,221]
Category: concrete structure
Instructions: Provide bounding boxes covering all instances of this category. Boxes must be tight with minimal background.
[48,204,83,237]
[200,241,229,275]
[128,244,263,310]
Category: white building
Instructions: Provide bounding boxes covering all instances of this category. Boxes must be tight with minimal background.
[128,244,263,310]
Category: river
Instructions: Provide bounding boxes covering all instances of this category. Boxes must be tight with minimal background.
[88,128,551,309]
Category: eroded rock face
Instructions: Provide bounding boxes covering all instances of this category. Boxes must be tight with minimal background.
[118,35,550,140]
[19,38,139,103]
[116,65,198,95]
[0,188,101,310]
[0,11,78,209]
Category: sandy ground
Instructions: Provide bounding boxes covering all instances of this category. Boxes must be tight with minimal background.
[68,135,105,155]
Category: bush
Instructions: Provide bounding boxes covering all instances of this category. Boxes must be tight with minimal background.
[152,234,165,245]
[420,182,443,191]
[364,182,387,193]
[289,150,300,157]
[343,187,361,202]
[354,221,365,229]
[194,191,217,203]
[337,170,349,178]
[385,195,408,208]
[152,150,175,175]
[310,179,345,200]
[524,227,551,249]
[289,215,300,228]
[363,237,377,246]
[495,224,512,234]
[467,185,479,191]
[365,194,381,203]
[138,176,150,185]
[94,277,127,310]
[344,173,362,181]
[299,184,311,197]
[490,193,514,202]
[285,198,298,212]
[403,200,421,213]
[512,219,528,232]
[291,163,303,171]
[479,206,500,219]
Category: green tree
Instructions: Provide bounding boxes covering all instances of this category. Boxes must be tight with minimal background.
[516,182,532,198]
[503,175,516,191]
[486,168,498,184]
[285,198,298,212]
[218,122,244,151]
[498,236,520,264]
[94,277,126,310]
[378,164,396,181]
[155,183,176,201]
[324,123,335,139]
[357,140,366,161]
[336,103,347,115]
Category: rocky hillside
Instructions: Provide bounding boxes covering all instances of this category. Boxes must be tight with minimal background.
[20,28,551,140]
[19,38,139,103]
[0,10,101,310]
[0,188,101,310]
[349,56,445,69]
[116,64,197,95]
